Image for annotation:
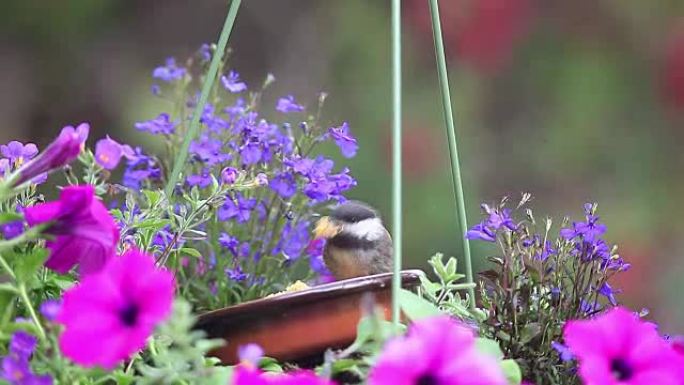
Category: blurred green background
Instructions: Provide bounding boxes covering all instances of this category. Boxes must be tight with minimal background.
[1,0,683,330]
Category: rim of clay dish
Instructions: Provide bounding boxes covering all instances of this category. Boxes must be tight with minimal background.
[196,270,424,325]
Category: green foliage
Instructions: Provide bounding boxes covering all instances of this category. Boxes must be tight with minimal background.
[135,300,233,385]
[417,253,487,322]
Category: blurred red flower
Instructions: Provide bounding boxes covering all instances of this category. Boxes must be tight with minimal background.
[661,21,684,111]
[405,0,534,74]
[381,124,443,180]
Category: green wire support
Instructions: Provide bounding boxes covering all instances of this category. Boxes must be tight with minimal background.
[428,0,476,308]
[391,0,403,326]
[165,0,242,197]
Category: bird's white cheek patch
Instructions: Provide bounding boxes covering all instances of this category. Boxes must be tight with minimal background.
[345,218,385,240]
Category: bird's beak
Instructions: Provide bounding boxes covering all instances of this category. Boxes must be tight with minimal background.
[313,216,340,239]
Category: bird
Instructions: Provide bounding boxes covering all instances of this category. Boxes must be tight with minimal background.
[312,200,393,280]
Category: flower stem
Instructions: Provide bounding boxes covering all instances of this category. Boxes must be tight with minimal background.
[427,0,475,308]
[391,0,402,328]
[18,283,46,341]
[164,0,242,197]
[0,252,16,280]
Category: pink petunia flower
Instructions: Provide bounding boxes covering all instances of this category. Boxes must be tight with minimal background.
[95,136,134,170]
[233,366,332,385]
[369,316,507,385]
[57,249,175,369]
[564,307,684,384]
[15,123,88,186]
[24,185,119,275]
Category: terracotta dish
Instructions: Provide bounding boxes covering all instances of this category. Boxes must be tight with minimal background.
[195,270,424,365]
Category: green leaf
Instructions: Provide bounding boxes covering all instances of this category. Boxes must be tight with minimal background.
[445,257,457,277]
[330,359,358,373]
[180,248,202,258]
[135,219,171,230]
[15,248,48,283]
[110,208,124,221]
[259,357,283,373]
[429,253,447,278]
[501,359,522,385]
[111,371,136,385]
[0,291,16,328]
[398,288,442,320]
[475,338,504,360]
[0,212,22,225]
[519,322,541,344]
[143,190,163,207]
[0,283,17,293]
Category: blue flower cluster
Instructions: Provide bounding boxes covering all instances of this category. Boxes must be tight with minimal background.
[107,46,360,291]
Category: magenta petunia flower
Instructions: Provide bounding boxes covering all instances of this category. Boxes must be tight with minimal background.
[57,249,175,369]
[24,185,119,275]
[15,123,88,186]
[564,307,684,384]
[369,316,507,385]
[233,366,332,385]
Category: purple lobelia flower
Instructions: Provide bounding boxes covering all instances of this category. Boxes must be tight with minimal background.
[200,104,229,132]
[186,169,213,189]
[221,167,239,184]
[225,98,247,118]
[273,221,310,260]
[122,148,160,189]
[135,113,176,135]
[40,300,61,322]
[225,265,247,282]
[487,208,517,230]
[219,233,240,256]
[238,344,264,367]
[598,282,619,306]
[9,332,36,360]
[276,95,305,113]
[269,172,297,198]
[95,136,133,170]
[465,221,497,242]
[255,173,268,186]
[328,122,358,158]
[1,141,38,167]
[308,239,334,283]
[13,124,88,186]
[240,141,263,165]
[190,135,231,166]
[221,70,248,93]
[560,203,607,243]
[293,156,355,202]
[199,43,212,62]
[152,58,186,82]
[218,194,256,223]
[551,341,574,362]
[24,185,119,275]
[1,220,23,240]
[0,158,9,178]
[1,331,53,385]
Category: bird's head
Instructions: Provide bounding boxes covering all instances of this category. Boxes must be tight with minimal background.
[313,200,386,242]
